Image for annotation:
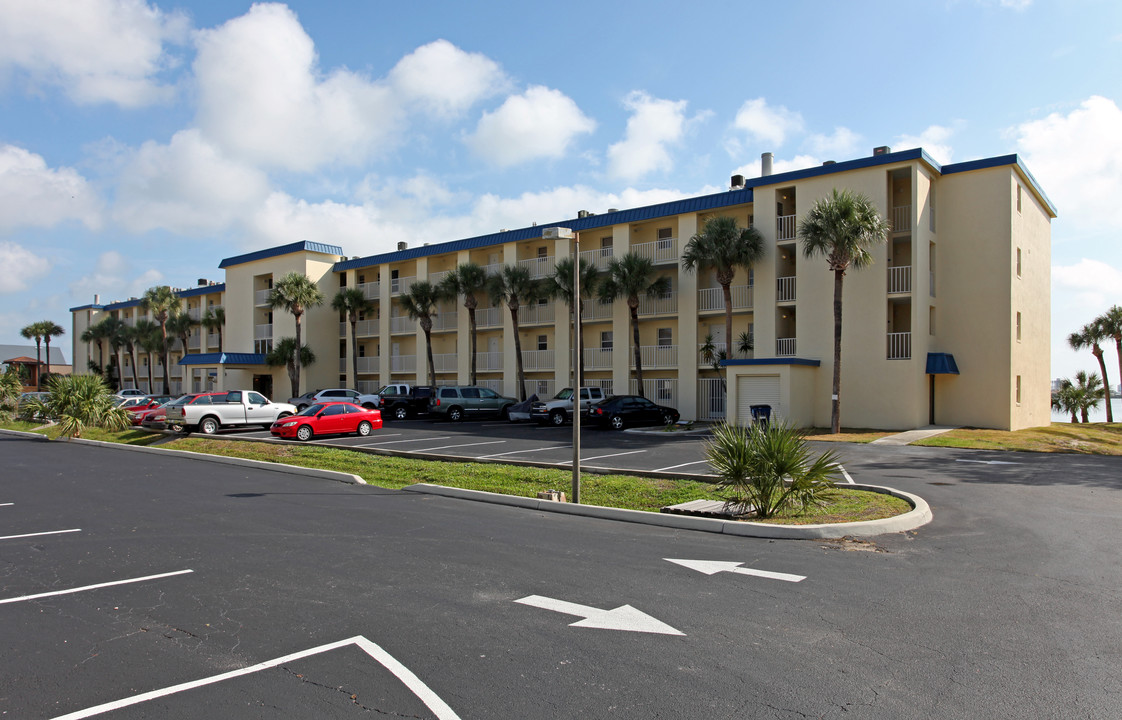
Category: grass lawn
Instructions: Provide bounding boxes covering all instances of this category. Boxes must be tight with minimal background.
[800,428,896,443]
[913,422,1122,455]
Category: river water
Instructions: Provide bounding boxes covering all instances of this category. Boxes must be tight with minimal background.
[1050,397,1122,424]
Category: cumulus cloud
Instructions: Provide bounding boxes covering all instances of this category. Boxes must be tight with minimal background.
[69,250,163,301]
[729,98,804,150]
[467,85,596,167]
[246,192,383,248]
[1011,95,1122,229]
[607,92,700,181]
[0,144,102,231]
[113,129,270,234]
[193,3,398,172]
[1053,258,1122,311]
[0,241,51,293]
[731,154,821,181]
[804,127,862,159]
[895,124,957,165]
[0,0,188,107]
[388,39,508,117]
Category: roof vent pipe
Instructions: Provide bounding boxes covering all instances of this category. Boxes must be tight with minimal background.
[94,294,100,305]
[397,241,407,251]
[761,152,773,177]
[730,174,745,190]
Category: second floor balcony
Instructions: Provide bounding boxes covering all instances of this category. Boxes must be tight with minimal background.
[888,265,912,294]
[698,285,753,312]
[631,238,678,265]
[637,291,677,316]
[583,347,613,370]
[776,277,796,303]
[629,345,678,369]
[254,323,272,340]
[518,255,556,279]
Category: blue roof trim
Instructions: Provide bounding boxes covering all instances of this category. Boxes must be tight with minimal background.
[103,299,141,310]
[926,352,960,375]
[941,154,1057,217]
[177,283,226,298]
[69,304,104,312]
[94,282,229,311]
[723,358,822,367]
[219,240,344,269]
[178,352,266,366]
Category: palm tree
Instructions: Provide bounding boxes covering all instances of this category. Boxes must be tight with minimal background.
[1096,305,1122,408]
[597,252,671,398]
[19,321,47,391]
[545,257,600,383]
[266,337,316,399]
[682,216,765,355]
[699,333,728,392]
[100,316,127,391]
[798,188,890,434]
[135,319,161,394]
[40,320,65,386]
[140,285,181,394]
[1068,322,1113,422]
[119,323,141,391]
[487,265,542,401]
[438,263,488,385]
[1051,378,1079,424]
[80,318,111,379]
[331,287,373,386]
[201,306,226,353]
[268,272,325,397]
[398,281,441,385]
[1072,370,1105,423]
[166,310,196,359]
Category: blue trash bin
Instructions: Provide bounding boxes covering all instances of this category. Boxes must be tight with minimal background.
[749,404,771,428]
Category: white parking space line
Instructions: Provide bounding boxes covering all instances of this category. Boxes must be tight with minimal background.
[839,464,855,484]
[478,445,571,459]
[556,450,646,465]
[0,528,81,541]
[0,502,13,507]
[0,569,193,606]
[412,440,506,453]
[51,635,461,720]
[355,436,452,447]
[653,460,710,472]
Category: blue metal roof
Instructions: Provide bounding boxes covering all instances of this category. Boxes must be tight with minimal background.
[103,298,141,310]
[68,303,104,312]
[178,352,266,366]
[177,283,226,298]
[925,352,960,375]
[219,240,344,269]
[89,282,228,312]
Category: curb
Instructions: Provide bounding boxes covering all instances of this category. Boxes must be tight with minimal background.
[402,482,932,539]
[0,429,365,485]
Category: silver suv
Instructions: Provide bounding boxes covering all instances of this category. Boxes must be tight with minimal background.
[429,386,517,421]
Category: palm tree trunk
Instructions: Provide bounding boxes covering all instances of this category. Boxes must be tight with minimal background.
[1093,347,1113,422]
[147,352,155,393]
[511,308,526,401]
[44,336,52,386]
[831,270,844,434]
[350,314,359,388]
[160,323,171,394]
[423,324,436,386]
[722,282,734,359]
[293,312,303,394]
[34,339,42,391]
[468,307,478,385]
[630,304,644,397]
[128,345,138,390]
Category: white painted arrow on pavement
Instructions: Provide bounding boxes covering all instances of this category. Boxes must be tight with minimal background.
[515,595,684,635]
[665,558,805,583]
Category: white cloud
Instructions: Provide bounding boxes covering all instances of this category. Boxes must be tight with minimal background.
[467,85,596,167]
[1012,96,1122,229]
[193,3,399,172]
[607,92,694,181]
[895,124,957,165]
[1053,258,1122,311]
[69,251,163,301]
[388,39,507,117]
[246,192,382,248]
[113,129,270,235]
[730,98,804,149]
[804,127,862,159]
[0,0,188,107]
[998,0,1032,9]
[731,154,821,181]
[0,241,51,293]
[0,144,102,231]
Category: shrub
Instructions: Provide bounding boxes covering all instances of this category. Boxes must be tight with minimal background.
[21,374,130,438]
[705,421,842,518]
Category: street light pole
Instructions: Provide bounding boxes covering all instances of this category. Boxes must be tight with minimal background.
[542,226,580,504]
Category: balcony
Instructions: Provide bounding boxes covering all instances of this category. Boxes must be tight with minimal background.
[578,247,613,271]
[637,291,677,316]
[887,331,911,360]
[521,349,554,371]
[187,335,201,350]
[390,314,414,334]
[518,255,556,279]
[432,353,458,373]
[390,276,415,296]
[475,306,502,329]
[356,356,378,373]
[776,214,797,241]
[482,262,503,276]
[630,378,678,407]
[583,348,614,370]
[428,270,451,285]
[698,285,753,312]
[254,323,272,340]
[358,281,380,300]
[631,238,678,265]
[254,288,272,306]
[776,277,796,303]
[476,351,503,372]
[519,302,555,325]
[887,266,912,294]
[187,307,202,321]
[581,299,614,322]
[430,311,457,332]
[390,355,416,373]
[776,338,796,356]
[892,205,911,233]
[207,333,220,348]
[630,345,678,368]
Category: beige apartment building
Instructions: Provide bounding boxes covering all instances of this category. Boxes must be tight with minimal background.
[71,147,1055,430]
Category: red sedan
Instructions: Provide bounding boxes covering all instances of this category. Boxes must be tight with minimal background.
[270,402,382,441]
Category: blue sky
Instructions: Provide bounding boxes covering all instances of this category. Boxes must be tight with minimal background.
[1,0,1120,382]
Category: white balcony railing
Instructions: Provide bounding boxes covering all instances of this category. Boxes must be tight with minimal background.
[358,281,380,300]
[356,318,379,337]
[390,276,415,296]
[629,378,678,407]
[475,306,502,329]
[524,378,557,400]
[698,285,753,311]
[187,307,202,321]
[207,333,220,348]
[630,345,678,368]
[521,349,555,371]
[892,205,911,233]
[432,353,458,372]
[187,336,200,350]
[776,276,796,302]
[519,303,555,325]
[637,291,677,316]
[254,288,272,306]
[777,338,797,356]
[697,377,726,422]
[254,323,272,340]
[578,247,614,271]
[356,356,378,373]
[431,311,457,332]
[390,355,416,373]
[776,214,797,241]
[698,342,727,359]
[390,315,413,334]
[583,348,614,370]
[581,299,614,322]
[518,255,556,279]
[888,265,912,294]
[888,332,911,360]
[428,270,451,285]
[482,262,503,277]
[476,352,503,372]
[632,238,678,265]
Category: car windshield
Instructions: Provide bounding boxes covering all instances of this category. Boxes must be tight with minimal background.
[553,388,573,400]
[297,403,328,417]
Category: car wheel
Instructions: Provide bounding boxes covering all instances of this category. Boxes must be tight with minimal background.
[609,414,625,431]
[500,405,510,421]
[200,416,219,435]
[550,410,566,426]
[663,412,677,425]
[447,406,464,422]
[169,423,184,433]
[297,404,307,411]
[357,420,373,436]
[277,412,292,420]
[393,405,409,421]
[296,425,313,441]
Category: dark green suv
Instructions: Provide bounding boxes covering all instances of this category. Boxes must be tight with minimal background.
[429,386,518,421]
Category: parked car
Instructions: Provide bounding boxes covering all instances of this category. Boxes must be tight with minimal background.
[114,396,150,409]
[17,391,51,419]
[287,388,379,411]
[586,395,680,430]
[428,386,517,421]
[167,390,296,434]
[124,395,175,416]
[115,388,147,398]
[141,394,217,432]
[129,398,178,426]
[270,402,383,441]
[287,389,322,408]
[377,384,435,420]
[505,394,538,422]
[530,387,606,426]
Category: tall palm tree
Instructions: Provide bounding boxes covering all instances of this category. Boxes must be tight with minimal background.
[1072,370,1105,423]
[40,320,64,386]
[80,318,111,379]
[682,215,765,355]
[201,306,226,353]
[545,257,600,383]
[398,281,441,385]
[1051,378,1079,424]
[119,323,141,391]
[438,263,488,385]
[166,310,197,392]
[798,188,890,434]
[1096,305,1122,407]
[597,252,671,398]
[268,272,325,397]
[19,321,47,391]
[1068,322,1113,422]
[140,285,181,394]
[487,265,542,401]
[331,287,373,387]
[100,316,127,391]
[135,319,162,394]
[266,337,316,399]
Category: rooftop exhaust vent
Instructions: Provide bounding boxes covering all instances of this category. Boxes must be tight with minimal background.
[761,152,773,177]
[730,174,745,190]
[397,241,407,251]
[577,210,593,219]
[873,146,892,156]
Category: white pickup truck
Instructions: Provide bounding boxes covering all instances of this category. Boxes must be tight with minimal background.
[167,390,296,434]
[530,387,606,426]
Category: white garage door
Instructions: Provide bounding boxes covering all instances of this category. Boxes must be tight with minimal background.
[737,375,781,425]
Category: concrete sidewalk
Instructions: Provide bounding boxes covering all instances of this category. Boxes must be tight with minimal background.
[871,425,958,446]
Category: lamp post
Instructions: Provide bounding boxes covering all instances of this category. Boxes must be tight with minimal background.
[542,226,580,504]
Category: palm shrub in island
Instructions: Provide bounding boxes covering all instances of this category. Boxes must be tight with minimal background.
[21,374,130,438]
[0,366,23,421]
[704,420,842,518]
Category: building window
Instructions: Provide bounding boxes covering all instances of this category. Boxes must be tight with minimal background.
[537,246,548,258]
[929,307,936,336]
[358,344,366,357]
[601,331,613,350]
[601,236,613,251]
[1016,375,1022,405]
[340,273,347,287]
[537,335,548,351]
[657,328,672,346]
[929,182,936,233]
[1016,248,1022,277]
[358,273,365,284]
[1017,184,1022,213]
[657,227,673,249]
